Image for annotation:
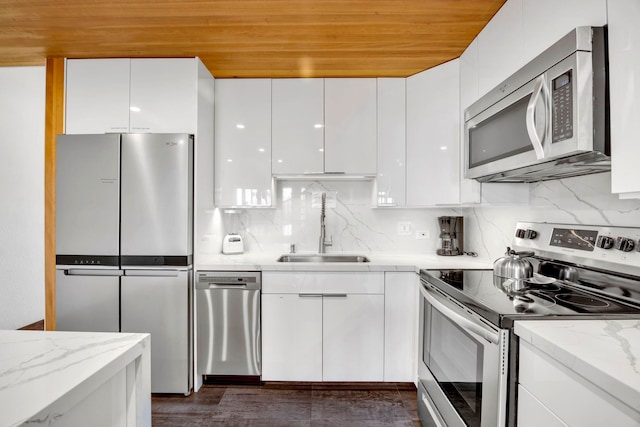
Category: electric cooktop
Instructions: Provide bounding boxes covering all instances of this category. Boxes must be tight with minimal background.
[420,221,640,328]
[421,269,640,328]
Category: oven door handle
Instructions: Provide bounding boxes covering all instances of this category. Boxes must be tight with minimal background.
[421,283,500,345]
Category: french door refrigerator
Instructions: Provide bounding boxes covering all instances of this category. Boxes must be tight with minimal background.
[55,133,194,394]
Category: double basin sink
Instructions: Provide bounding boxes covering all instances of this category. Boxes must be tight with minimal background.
[277,254,370,263]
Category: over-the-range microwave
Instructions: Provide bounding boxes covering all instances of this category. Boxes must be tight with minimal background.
[464,26,609,183]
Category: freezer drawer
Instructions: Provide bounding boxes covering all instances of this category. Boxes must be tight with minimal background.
[55,134,120,263]
[120,134,193,266]
[120,269,192,394]
[55,268,121,332]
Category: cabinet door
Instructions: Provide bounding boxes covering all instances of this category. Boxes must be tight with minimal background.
[130,58,197,133]
[272,79,324,174]
[324,78,377,174]
[322,294,384,381]
[384,273,417,382]
[406,60,460,206]
[377,78,406,206]
[609,0,640,198]
[65,59,130,134]
[214,79,272,207]
[261,294,323,381]
[522,0,606,64]
[477,0,524,97]
[458,39,482,204]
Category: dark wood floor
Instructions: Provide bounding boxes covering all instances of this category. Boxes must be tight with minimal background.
[152,382,420,426]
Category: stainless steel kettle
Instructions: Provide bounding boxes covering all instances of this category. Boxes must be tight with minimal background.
[493,247,534,295]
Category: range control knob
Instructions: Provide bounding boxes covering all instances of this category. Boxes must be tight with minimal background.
[615,237,635,252]
[596,235,615,249]
[524,229,538,240]
[515,229,526,238]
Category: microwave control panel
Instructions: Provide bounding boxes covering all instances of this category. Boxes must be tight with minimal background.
[551,70,573,143]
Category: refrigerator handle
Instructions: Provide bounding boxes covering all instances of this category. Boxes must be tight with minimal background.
[124,269,180,277]
[65,269,124,277]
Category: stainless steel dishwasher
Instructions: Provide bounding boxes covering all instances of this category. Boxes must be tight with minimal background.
[196,271,261,381]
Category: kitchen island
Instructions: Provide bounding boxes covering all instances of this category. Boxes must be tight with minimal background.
[0,330,150,427]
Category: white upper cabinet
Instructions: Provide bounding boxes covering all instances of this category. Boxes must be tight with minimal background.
[324,78,377,175]
[609,0,640,199]
[522,0,607,64]
[129,59,197,133]
[66,58,200,134]
[477,0,607,98]
[271,79,324,174]
[65,59,131,134]
[270,78,376,176]
[214,79,272,207]
[406,60,460,206]
[458,38,482,204]
[376,78,406,206]
[477,0,525,98]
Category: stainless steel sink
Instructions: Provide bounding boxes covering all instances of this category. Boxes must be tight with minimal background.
[277,254,370,263]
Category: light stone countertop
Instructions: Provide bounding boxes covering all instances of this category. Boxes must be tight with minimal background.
[0,330,150,427]
[196,252,494,272]
[514,319,640,413]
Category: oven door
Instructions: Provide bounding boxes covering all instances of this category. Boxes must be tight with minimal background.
[418,280,509,427]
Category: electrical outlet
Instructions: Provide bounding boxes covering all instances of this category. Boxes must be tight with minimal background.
[416,230,429,239]
[397,222,412,235]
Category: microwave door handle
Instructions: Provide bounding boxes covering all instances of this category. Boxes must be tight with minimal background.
[526,75,547,159]
[421,284,499,344]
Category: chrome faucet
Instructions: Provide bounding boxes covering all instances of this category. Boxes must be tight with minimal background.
[319,192,333,253]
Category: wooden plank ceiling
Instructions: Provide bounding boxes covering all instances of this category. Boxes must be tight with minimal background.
[0,0,505,78]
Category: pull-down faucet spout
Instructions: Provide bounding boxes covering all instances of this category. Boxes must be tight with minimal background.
[319,192,333,253]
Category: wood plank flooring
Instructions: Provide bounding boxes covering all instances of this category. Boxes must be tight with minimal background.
[152,382,420,426]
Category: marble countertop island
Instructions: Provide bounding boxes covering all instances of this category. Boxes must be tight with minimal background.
[515,319,640,413]
[0,330,151,427]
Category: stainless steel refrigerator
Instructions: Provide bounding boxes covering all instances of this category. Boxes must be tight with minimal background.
[55,133,194,394]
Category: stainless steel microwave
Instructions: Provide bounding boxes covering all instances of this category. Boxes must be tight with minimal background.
[464,27,609,183]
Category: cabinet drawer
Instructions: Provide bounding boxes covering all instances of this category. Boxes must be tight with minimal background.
[262,272,384,294]
[519,341,640,426]
[517,385,566,427]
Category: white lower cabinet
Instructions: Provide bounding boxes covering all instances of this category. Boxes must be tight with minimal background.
[517,385,567,427]
[262,272,385,382]
[261,293,323,381]
[383,272,418,382]
[518,340,639,426]
[322,294,384,381]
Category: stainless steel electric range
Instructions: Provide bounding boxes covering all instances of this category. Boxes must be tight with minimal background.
[417,222,640,427]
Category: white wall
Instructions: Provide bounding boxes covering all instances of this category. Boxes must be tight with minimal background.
[0,66,46,329]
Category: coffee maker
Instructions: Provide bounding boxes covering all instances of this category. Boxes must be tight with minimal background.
[437,216,464,256]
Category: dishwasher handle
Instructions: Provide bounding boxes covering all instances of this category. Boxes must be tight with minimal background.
[196,279,261,290]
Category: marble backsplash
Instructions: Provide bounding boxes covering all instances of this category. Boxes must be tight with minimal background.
[201,172,640,261]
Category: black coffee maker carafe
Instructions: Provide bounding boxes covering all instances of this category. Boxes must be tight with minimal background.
[437,216,463,256]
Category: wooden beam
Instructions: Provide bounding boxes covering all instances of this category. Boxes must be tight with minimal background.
[44,58,65,331]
